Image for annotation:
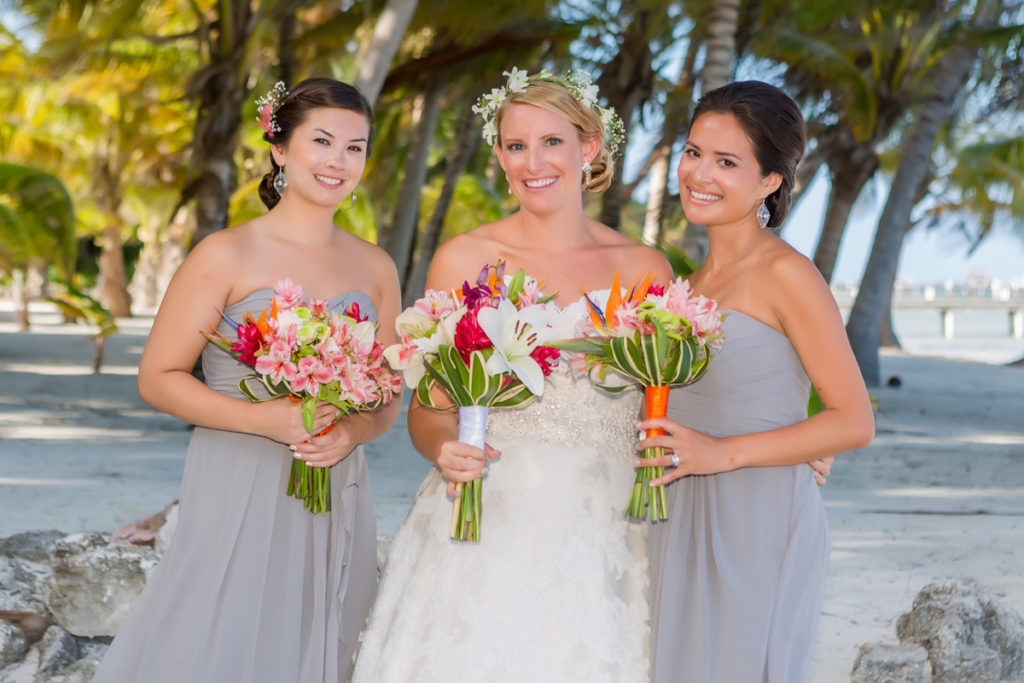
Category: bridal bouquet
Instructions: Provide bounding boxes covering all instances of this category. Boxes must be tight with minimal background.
[205,279,402,514]
[384,262,560,542]
[554,273,725,522]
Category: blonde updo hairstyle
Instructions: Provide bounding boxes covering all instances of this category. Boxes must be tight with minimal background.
[493,79,614,193]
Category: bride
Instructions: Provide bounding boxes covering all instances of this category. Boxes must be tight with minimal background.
[352,69,672,681]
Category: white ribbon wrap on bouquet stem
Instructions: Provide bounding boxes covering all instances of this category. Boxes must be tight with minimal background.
[458,405,489,451]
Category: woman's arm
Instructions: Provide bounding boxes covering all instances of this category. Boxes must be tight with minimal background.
[138,231,335,445]
[642,252,874,484]
[402,234,500,494]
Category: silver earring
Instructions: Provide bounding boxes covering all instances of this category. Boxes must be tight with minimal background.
[505,173,511,195]
[756,200,770,229]
[273,167,288,196]
[351,192,356,209]
[582,161,592,186]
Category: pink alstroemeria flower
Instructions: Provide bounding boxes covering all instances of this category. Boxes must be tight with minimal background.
[274,278,305,311]
[290,355,333,395]
[413,289,459,321]
[254,340,298,385]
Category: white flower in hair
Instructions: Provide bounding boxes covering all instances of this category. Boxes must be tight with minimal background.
[503,67,530,93]
[472,66,627,157]
[482,119,498,147]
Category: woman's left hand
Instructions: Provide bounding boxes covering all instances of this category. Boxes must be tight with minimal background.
[293,407,361,468]
[636,417,730,487]
[808,455,834,486]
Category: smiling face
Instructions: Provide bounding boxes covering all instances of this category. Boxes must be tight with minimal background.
[677,112,781,230]
[495,102,598,216]
[271,107,370,208]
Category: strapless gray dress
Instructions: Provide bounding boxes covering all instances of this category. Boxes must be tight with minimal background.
[648,311,828,683]
[94,290,378,683]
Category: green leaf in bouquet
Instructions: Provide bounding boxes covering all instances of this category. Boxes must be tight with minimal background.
[546,337,610,355]
[238,375,264,403]
[654,318,670,364]
[421,356,460,406]
[437,345,473,405]
[415,372,439,408]
[467,350,499,404]
[301,395,317,433]
[506,268,526,304]
[491,381,538,407]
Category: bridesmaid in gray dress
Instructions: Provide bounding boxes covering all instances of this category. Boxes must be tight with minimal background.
[94,78,401,683]
[641,81,875,682]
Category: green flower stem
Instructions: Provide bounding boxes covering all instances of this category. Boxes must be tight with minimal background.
[287,458,331,515]
[627,445,669,522]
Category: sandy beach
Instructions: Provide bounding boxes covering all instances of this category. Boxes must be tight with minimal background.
[1,301,1022,681]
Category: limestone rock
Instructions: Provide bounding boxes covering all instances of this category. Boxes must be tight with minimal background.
[154,501,178,556]
[45,533,157,638]
[0,558,48,615]
[896,579,1024,683]
[35,625,78,678]
[0,623,27,670]
[0,532,63,564]
[851,642,930,683]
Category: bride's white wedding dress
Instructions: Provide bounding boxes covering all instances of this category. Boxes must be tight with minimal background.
[353,295,649,682]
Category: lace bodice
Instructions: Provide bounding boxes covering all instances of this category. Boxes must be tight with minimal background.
[487,371,641,461]
[487,291,641,460]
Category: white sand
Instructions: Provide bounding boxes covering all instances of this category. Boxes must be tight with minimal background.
[1,301,1022,681]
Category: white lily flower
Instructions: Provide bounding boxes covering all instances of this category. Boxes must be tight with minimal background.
[395,307,436,338]
[383,340,426,388]
[476,299,552,396]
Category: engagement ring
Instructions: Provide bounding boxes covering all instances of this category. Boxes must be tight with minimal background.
[670,453,680,467]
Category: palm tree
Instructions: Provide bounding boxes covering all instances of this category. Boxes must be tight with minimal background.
[755,0,964,283]
[0,163,76,329]
[846,0,1007,385]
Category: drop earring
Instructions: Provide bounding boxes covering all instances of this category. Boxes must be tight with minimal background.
[505,173,511,195]
[351,192,357,209]
[582,161,592,186]
[756,200,770,229]
[272,167,288,196]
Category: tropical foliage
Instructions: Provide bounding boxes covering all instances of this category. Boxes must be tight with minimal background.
[0,0,1021,383]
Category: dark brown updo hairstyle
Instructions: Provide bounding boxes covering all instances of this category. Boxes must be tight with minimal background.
[257,77,374,210]
[689,81,805,228]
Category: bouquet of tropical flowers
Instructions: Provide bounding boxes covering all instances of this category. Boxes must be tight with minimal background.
[205,279,402,514]
[384,262,560,542]
[554,273,725,522]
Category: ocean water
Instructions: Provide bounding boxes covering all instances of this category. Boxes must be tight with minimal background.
[866,309,1024,365]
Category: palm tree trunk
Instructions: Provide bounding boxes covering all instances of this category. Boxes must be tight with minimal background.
[812,148,878,282]
[404,102,479,304]
[702,0,740,92]
[188,2,253,246]
[640,37,701,246]
[681,0,740,264]
[846,0,997,385]
[354,0,419,105]
[97,222,132,317]
[596,10,657,230]
[384,78,444,282]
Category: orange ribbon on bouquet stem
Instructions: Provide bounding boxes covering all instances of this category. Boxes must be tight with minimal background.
[628,385,670,521]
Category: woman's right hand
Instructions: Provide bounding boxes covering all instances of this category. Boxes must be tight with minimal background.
[254,398,339,447]
[436,440,502,498]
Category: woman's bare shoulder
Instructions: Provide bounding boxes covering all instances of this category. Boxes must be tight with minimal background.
[428,222,509,289]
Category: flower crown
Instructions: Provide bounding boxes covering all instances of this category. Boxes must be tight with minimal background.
[472,67,626,158]
[256,81,289,138]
